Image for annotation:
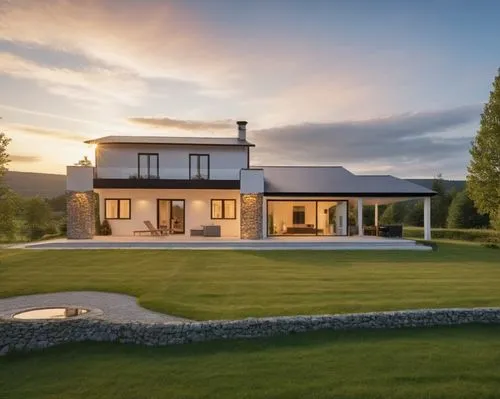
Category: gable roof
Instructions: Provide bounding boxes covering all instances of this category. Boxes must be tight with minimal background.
[261,166,436,197]
[85,135,255,147]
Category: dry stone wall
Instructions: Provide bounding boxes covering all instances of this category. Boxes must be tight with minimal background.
[66,190,95,239]
[2,308,500,356]
[240,194,263,239]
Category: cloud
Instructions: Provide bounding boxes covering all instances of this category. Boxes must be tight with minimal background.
[0,103,108,127]
[251,104,481,177]
[9,154,41,163]
[0,0,244,90]
[0,52,147,105]
[10,123,89,142]
[128,117,234,131]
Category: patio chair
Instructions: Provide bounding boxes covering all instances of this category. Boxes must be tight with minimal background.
[133,221,169,236]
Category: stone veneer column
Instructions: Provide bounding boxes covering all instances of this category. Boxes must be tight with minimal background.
[240,194,263,239]
[66,190,95,239]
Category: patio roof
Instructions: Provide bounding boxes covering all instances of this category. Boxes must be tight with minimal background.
[261,166,436,197]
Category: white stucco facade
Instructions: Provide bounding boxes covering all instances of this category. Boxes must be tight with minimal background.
[96,144,248,180]
[95,189,241,237]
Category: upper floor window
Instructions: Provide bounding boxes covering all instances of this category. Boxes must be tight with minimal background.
[189,154,209,180]
[138,153,159,179]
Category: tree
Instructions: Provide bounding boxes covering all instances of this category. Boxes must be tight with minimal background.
[404,200,424,227]
[431,174,451,228]
[380,202,407,224]
[0,189,21,240]
[467,69,500,230]
[0,131,18,241]
[47,194,67,213]
[23,197,53,239]
[0,132,11,185]
[447,190,490,229]
[74,156,92,167]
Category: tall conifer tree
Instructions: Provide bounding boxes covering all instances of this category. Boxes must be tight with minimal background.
[467,69,500,229]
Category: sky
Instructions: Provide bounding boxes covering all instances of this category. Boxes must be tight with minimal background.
[0,0,499,178]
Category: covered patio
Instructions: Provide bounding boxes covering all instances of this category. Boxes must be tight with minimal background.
[261,167,436,241]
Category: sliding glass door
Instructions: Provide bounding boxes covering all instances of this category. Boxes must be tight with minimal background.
[157,199,185,234]
[267,200,348,236]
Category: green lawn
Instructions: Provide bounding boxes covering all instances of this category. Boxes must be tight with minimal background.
[1,243,499,320]
[2,325,500,399]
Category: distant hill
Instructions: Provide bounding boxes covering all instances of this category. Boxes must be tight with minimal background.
[4,171,66,198]
[3,171,466,198]
[407,179,466,192]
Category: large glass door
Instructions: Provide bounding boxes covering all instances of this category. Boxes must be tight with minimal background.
[267,200,348,236]
[157,199,185,234]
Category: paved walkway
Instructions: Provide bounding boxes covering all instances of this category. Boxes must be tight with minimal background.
[0,292,188,323]
[20,237,430,251]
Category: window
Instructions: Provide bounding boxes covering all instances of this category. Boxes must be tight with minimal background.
[105,199,131,219]
[189,154,209,180]
[211,199,236,219]
[138,153,159,179]
[292,206,305,224]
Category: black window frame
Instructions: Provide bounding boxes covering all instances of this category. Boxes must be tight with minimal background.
[104,198,131,220]
[137,153,159,179]
[189,154,210,180]
[211,199,237,220]
[292,206,306,225]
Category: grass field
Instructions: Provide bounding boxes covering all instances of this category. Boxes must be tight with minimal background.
[1,325,500,399]
[1,243,499,320]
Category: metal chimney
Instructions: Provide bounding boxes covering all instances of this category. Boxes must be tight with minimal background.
[237,121,247,141]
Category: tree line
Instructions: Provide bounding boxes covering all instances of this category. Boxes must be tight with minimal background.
[375,176,490,229]
[0,135,66,242]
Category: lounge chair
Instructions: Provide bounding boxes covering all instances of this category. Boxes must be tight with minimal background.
[133,221,169,236]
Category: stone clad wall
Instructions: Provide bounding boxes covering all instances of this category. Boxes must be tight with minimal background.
[2,308,500,356]
[240,194,263,239]
[67,190,95,239]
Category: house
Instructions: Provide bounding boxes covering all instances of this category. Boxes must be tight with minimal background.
[66,121,435,240]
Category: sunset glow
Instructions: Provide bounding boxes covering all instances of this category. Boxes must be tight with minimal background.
[1,0,498,178]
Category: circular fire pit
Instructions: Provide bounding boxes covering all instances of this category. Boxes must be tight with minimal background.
[12,307,93,320]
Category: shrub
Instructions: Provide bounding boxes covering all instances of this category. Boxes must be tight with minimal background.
[447,190,489,229]
[404,227,500,243]
[481,243,499,250]
[0,189,21,241]
[100,220,112,236]
[44,222,59,236]
[23,197,53,240]
[418,240,439,251]
[59,217,67,234]
[26,225,47,240]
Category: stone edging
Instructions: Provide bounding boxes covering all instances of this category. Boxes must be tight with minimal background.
[2,308,500,356]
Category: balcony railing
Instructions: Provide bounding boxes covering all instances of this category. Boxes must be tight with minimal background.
[94,167,240,180]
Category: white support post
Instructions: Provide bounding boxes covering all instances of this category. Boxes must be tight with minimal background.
[424,197,431,240]
[357,198,363,236]
[262,198,267,239]
[374,203,379,227]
